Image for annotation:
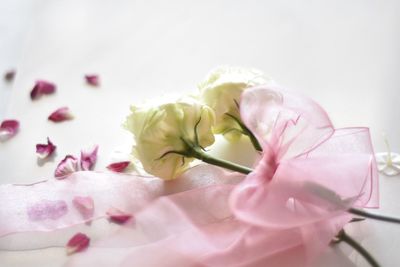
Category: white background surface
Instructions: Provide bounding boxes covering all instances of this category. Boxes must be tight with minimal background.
[0,0,400,266]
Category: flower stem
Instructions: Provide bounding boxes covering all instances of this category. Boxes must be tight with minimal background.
[187,146,252,174]
[348,208,400,224]
[242,126,263,152]
[225,113,262,152]
[336,230,380,267]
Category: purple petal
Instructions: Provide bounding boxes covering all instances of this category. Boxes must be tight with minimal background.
[55,155,79,179]
[48,107,74,122]
[106,161,131,172]
[80,145,99,171]
[36,137,57,159]
[66,233,90,255]
[27,200,68,221]
[0,119,19,141]
[30,80,56,100]
[106,207,133,224]
[84,75,99,86]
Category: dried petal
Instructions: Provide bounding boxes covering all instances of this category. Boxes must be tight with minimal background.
[80,145,99,171]
[85,75,99,86]
[0,120,19,141]
[106,161,130,172]
[27,200,68,221]
[72,196,94,219]
[106,207,132,224]
[55,155,79,179]
[66,233,90,255]
[4,70,15,82]
[48,107,74,122]
[36,137,56,159]
[30,80,56,100]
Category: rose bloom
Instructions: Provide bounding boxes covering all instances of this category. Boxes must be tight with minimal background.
[199,66,270,141]
[125,96,215,180]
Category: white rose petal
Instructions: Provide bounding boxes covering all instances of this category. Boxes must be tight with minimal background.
[199,66,271,141]
[125,96,215,180]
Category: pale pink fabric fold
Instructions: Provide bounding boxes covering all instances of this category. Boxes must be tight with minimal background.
[0,165,243,237]
[0,85,378,267]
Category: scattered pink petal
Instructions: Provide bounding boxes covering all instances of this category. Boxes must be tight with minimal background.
[66,233,90,255]
[27,200,68,221]
[106,161,130,172]
[0,119,19,141]
[48,107,74,122]
[36,137,57,159]
[55,155,79,179]
[4,69,15,82]
[80,145,99,171]
[84,74,99,86]
[106,207,133,224]
[30,80,56,100]
[72,196,94,219]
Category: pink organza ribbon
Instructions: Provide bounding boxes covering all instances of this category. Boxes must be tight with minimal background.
[0,85,378,267]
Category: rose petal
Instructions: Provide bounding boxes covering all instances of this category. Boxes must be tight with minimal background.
[48,107,74,122]
[4,70,15,82]
[66,233,90,255]
[0,120,19,141]
[84,75,99,86]
[106,161,130,172]
[80,145,99,171]
[36,137,57,159]
[55,155,79,179]
[30,80,56,100]
[72,196,94,219]
[27,200,68,221]
[106,207,132,224]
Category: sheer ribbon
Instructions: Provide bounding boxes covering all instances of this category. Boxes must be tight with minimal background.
[0,85,378,267]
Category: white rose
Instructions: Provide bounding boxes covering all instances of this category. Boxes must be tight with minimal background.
[125,96,215,180]
[199,66,270,141]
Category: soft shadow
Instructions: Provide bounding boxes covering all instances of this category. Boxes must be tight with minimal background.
[311,245,357,267]
[208,135,261,168]
[36,152,57,166]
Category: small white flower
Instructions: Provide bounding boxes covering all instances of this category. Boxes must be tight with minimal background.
[199,66,270,141]
[376,152,400,176]
[375,137,400,176]
[125,96,215,180]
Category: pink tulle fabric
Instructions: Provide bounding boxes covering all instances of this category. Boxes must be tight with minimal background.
[0,85,378,267]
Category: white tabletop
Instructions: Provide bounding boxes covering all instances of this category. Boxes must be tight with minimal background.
[1,1,400,266]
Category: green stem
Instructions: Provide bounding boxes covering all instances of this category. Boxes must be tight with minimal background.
[349,208,400,224]
[242,126,263,152]
[336,230,380,267]
[186,146,252,174]
[225,113,262,152]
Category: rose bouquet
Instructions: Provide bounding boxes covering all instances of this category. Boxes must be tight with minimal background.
[1,67,399,267]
